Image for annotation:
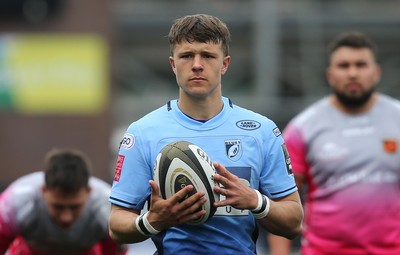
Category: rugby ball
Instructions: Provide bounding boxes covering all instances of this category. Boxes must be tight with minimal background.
[153,141,219,225]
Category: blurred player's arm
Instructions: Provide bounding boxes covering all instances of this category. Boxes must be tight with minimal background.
[0,230,14,254]
[99,234,129,255]
[267,174,305,255]
[268,233,293,255]
[0,196,17,254]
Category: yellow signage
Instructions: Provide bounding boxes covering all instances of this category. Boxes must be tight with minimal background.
[0,34,108,115]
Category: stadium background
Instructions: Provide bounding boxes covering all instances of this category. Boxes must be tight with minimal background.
[0,0,399,254]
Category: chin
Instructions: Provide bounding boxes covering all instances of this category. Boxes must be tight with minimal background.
[185,90,209,99]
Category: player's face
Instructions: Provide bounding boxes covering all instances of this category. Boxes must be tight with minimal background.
[169,41,230,99]
[42,186,91,229]
[326,47,381,107]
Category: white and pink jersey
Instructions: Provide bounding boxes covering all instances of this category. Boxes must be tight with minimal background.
[284,94,400,255]
[0,172,122,255]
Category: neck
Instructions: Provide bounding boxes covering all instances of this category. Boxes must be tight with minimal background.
[178,95,224,121]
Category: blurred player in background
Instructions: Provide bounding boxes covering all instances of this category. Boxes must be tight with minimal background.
[268,31,400,254]
[0,148,127,255]
[108,14,303,255]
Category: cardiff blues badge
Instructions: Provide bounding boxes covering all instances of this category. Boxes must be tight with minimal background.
[225,139,242,161]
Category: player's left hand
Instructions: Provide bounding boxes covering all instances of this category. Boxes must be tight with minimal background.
[212,162,258,211]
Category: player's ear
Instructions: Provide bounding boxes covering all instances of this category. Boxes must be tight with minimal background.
[221,56,231,75]
[40,185,49,199]
[169,56,176,74]
[326,67,333,87]
[41,185,46,194]
[374,64,381,84]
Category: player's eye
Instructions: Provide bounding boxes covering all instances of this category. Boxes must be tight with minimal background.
[53,204,65,211]
[69,205,81,211]
[356,62,367,68]
[202,54,214,59]
[338,63,349,69]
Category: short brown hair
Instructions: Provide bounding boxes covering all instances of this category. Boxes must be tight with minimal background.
[43,148,91,193]
[168,14,231,56]
[328,31,378,60]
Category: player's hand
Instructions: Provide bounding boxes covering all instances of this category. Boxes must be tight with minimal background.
[212,162,258,210]
[147,180,207,230]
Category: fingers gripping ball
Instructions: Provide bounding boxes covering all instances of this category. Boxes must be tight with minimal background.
[153,141,220,225]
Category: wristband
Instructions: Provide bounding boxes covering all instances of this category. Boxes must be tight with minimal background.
[252,189,263,212]
[135,212,161,236]
[251,190,270,219]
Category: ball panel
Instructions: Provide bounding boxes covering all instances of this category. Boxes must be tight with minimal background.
[173,174,197,202]
[165,158,198,199]
[153,140,220,225]
[155,142,195,199]
[153,152,167,199]
[186,144,219,209]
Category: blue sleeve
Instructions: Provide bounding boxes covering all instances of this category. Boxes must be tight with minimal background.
[109,123,152,210]
[260,124,297,199]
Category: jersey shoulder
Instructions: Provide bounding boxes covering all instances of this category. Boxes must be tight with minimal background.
[230,102,285,140]
[231,102,278,127]
[87,177,112,226]
[377,94,400,113]
[2,172,43,206]
[124,101,175,134]
[0,172,43,230]
[134,101,174,124]
[289,98,330,127]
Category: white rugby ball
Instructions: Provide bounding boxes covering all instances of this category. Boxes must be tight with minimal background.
[153,141,220,225]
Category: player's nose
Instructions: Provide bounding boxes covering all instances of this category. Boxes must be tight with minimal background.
[192,55,204,71]
[59,209,74,227]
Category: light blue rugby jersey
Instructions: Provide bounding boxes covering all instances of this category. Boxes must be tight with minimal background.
[109,97,297,255]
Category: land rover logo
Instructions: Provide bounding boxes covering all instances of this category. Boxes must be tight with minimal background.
[236,120,261,130]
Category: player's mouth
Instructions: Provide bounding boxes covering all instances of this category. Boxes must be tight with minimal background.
[190,77,206,81]
[347,82,361,91]
[58,222,73,229]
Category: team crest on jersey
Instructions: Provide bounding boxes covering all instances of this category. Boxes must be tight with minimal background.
[120,133,135,150]
[225,140,242,161]
[281,143,293,175]
[383,138,398,154]
[114,154,125,182]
